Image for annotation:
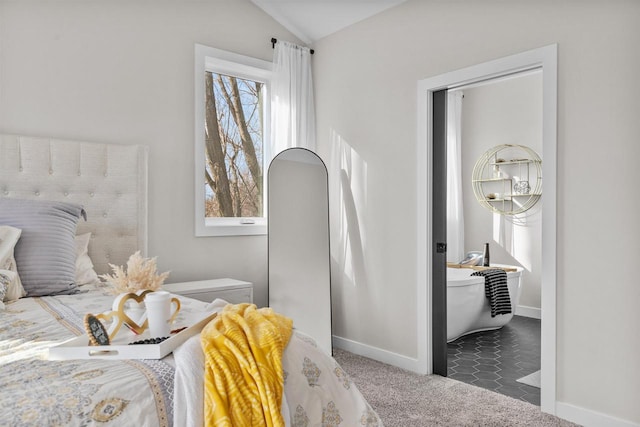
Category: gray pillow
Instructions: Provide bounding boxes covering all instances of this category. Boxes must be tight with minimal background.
[0,198,86,296]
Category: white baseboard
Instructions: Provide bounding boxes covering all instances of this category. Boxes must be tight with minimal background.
[332,335,424,373]
[557,402,639,427]
[516,304,541,319]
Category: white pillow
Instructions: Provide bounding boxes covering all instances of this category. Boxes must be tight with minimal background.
[75,233,99,285]
[0,225,26,301]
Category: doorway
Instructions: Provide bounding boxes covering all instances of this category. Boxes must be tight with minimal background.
[415,45,558,415]
[446,71,544,405]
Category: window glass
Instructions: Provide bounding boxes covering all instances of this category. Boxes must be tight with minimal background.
[195,44,271,236]
[204,72,264,218]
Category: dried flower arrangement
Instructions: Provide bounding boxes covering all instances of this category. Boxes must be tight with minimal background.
[100,251,170,294]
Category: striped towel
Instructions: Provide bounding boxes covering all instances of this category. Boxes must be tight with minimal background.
[471,269,512,317]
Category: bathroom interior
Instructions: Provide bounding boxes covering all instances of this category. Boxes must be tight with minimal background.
[445,70,543,405]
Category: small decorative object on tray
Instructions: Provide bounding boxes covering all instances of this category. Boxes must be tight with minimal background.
[84,314,111,346]
[171,326,188,334]
[129,336,170,345]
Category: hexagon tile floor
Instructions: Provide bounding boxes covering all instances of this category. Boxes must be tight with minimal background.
[447,315,541,405]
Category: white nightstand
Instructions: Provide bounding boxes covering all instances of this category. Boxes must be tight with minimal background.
[163,278,253,304]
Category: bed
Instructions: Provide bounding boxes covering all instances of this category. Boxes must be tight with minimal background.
[0,135,382,426]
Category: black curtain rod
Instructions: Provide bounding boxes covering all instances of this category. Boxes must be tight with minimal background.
[271,37,314,55]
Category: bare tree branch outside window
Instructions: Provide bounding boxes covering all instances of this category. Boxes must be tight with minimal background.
[204,71,264,218]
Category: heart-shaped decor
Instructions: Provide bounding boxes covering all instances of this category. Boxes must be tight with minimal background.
[112,290,152,335]
[94,310,123,340]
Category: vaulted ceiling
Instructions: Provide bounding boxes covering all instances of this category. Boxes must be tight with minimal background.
[251,0,408,45]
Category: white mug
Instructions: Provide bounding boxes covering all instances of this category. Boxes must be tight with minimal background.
[144,291,180,338]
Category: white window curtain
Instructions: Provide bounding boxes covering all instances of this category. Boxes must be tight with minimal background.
[270,40,316,155]
[447,91,464,263]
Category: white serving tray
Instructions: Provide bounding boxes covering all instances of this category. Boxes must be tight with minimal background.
[48,312,217,360]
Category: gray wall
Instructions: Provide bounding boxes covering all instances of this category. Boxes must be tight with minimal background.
[313,0,640,423]
[0,0,302,308]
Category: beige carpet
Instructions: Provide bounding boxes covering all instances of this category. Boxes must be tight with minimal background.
[333,348,580,427]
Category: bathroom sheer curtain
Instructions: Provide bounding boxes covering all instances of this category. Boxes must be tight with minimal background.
[271,40,316,155]
[447,91,464,263]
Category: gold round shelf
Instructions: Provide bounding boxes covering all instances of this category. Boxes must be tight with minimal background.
[472,144,542,215]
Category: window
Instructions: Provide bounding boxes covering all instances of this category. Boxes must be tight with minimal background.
[195,44,271,236]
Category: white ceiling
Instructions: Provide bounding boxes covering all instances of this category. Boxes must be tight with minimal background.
[251,0,407,45]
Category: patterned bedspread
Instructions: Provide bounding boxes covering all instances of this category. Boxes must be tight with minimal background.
[0,285,383,426]
[282,330,382,427]
[0,284,208,427]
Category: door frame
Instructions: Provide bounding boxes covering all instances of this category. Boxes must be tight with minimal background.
[415,44,558,414]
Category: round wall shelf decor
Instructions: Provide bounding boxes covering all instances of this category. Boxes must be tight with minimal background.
[472,144,542,215]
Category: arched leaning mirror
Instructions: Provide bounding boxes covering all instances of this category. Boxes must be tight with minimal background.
[268,148,332,355]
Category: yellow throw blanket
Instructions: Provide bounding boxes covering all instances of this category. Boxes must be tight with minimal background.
[200,303,293,427]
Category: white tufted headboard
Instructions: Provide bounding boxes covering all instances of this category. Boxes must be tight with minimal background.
[0,135,148,275]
